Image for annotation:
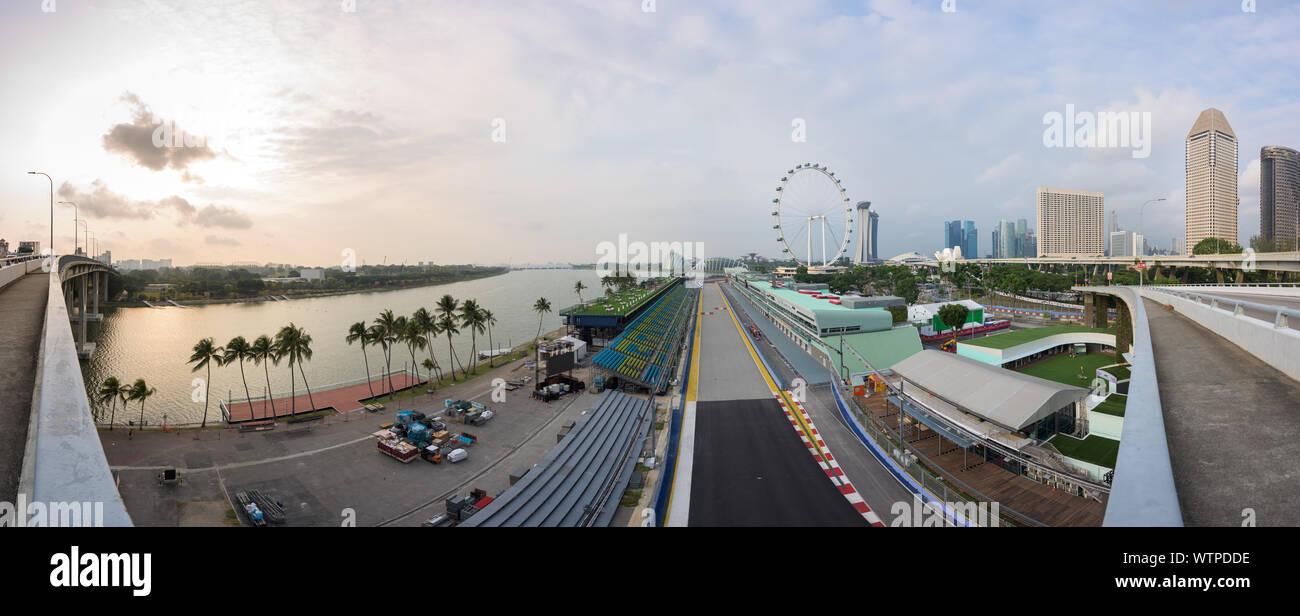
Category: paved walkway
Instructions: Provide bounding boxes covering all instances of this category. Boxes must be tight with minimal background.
[1144,298,1300,526]
[223,372,425,422]
[0,273,49,501]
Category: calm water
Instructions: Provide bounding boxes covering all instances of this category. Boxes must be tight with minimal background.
[81,269,598,425]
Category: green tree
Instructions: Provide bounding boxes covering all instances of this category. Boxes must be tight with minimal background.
[346,322,376,400]
[894,276,919,304]
[127,378,156,428]
[188,337,223,428]
[1192,237,1243,255]
[482,308,499,368]
[222,336,256,422]
[412,307,443,384]
[574,280,587,304]
[436,294,467,378]
[403,316,427,384]
[459,299,487,376]
[937,303,970,343]
[275,323,316,415]
[533,297,552,344]
[372,309,400,396]
[96,376,125,430]
[250,334,279,420]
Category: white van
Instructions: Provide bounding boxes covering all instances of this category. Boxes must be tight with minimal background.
[446,448,469,463]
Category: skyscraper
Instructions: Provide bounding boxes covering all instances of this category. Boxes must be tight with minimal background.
[962,221,978,263]
[1185,108,1238,254]
[1037,187,1104,256]
[855,201,879,263]
[943,220,964,253]
[1260,145,1300,251]
[998,219,1017,258]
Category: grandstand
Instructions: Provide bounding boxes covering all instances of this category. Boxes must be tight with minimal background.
[590,279,698,392]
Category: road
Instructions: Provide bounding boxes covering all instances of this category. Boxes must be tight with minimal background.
[1144,298,1300,526]
[0,273,49,502]
[672,283,869,527]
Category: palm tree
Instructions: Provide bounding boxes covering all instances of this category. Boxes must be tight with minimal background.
[188,338,223,428]
[412,307,444,384]
[436,294,466,378]
[482,308,499,367]
[346,321,377,400]
[275,323,316,414]
[250,334,279,420]
[574,280,587,305]
[373,310,399,397]
[97,376,123,430]
[422,358,435,381]
[459,299,486,377]
[222,336,256,422]
[127,378,156,428]
[436,313,461,382]
[533,297,552,344]
[403,316,427,386]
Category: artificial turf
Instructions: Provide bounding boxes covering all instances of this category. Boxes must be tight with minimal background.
[1015,353,1117,387]
[1047,433,1121,468]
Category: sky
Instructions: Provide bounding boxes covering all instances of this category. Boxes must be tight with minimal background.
[1,0,1297,267]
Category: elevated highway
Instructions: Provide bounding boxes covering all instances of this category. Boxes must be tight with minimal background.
[0,254,130,524]
[1078,284,1300,526]
[912,252,1300,273]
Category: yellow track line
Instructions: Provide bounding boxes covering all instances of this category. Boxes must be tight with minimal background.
[663,289,702,521]
[715,284,835,468]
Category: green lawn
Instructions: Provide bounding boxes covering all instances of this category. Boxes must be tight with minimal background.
[1016,353,1117,387]
[963,324,1115,350]
[1047,434,1120,468]
[1090,393,1128,417]
[1100,364,1131,381]
[560,284,666,316]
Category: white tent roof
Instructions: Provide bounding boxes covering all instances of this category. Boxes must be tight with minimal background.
[892,350,1087,431]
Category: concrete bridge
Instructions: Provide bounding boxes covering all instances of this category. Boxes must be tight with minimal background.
[1076,283,1300,527]
[914,252,1300,275]
[0,254,130,525]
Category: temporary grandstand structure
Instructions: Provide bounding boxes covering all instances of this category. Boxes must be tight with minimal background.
[891,350,1088,441]
[461,391,651,527]
[590,280,698,393]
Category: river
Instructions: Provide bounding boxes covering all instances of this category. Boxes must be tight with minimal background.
[80,269,599,425]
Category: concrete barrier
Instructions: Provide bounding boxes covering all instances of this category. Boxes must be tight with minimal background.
[18,270,132,526]
[1139,287,1300,382]
[1074,286,1182,527]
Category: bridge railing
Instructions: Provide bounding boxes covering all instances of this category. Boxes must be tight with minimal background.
[1074,286,1182,526]
[19,268,133,526]
[1138,286,1300,382]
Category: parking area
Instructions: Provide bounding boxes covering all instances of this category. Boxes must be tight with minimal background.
[104,357,601,527]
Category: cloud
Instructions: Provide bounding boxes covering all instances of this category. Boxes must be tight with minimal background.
[101,92,217,182]
[193,204,253,229]
[57,180,252,229]
[205,235,241,246]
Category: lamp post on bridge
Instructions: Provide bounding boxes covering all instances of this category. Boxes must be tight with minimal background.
[28,171,53,257]
[1138,197,1166,285]
[60,201,79,254]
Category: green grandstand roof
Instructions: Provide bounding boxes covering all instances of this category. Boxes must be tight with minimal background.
[962,324,1116,350]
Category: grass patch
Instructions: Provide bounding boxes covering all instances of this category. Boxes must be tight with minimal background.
[224,507,241,526]
[1100,364,1131,381]
[1015,353,1116,387]
[620,490,642,508]
[1047,434,1120,468]
[1091,393,1127,417]
[963,325,1115,350]
[654,420,665,431]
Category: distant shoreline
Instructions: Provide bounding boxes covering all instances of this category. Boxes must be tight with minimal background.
[104,269,511,308]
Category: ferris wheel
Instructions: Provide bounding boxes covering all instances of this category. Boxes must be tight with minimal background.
[771,163,854,268]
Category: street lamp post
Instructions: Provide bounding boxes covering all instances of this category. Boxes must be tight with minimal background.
[28,171,53,256]
[60,201,79,253]
[1138,197,1166,285]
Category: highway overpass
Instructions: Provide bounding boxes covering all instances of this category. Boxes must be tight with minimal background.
[910,252,1300,274]
[1077,284,1300,526]
[0,254,130,525]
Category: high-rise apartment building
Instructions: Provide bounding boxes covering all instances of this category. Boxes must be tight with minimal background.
[1260,145,1300,251]
[1109,230,1144,257]
[1185,108,1238,254]
[1037,187,1104,256]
